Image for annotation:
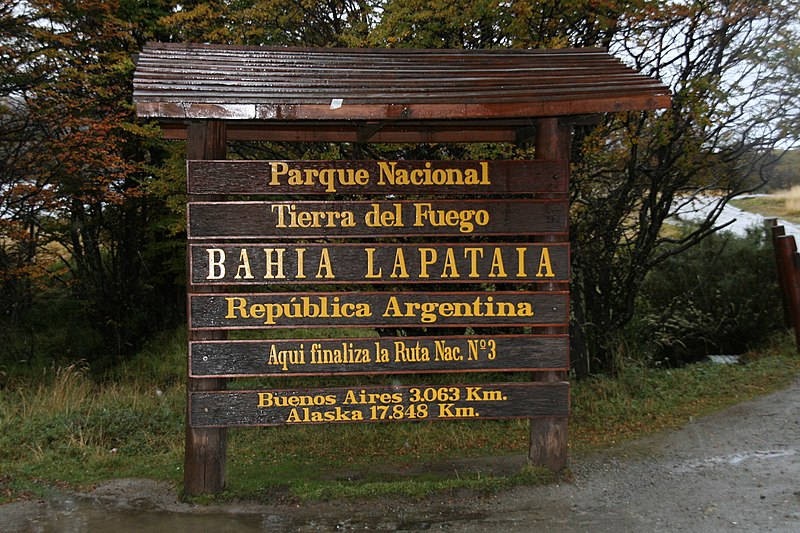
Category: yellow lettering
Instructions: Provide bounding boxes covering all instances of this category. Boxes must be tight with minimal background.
[365,203,403,227]
[464,248,483,278]
[413,203,489,233]
[258,392,274,407]
[262,248,285,279]
[390,248,409,278]
[376,161,490,188]
[418,248,436,278]
[272,204,355,228]
[536,247,555,278]
[269,162,288,186]
[516,247,527,277]
[225,297,248,318]
[479,161,490,184]
[295,248,306,279]
[488,248,507,278]
[440,248,459,278]
[383,296,402,317]
[316,248,335,279]
[364,248,382,278]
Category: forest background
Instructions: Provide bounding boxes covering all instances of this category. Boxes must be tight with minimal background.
[2,0,800,378]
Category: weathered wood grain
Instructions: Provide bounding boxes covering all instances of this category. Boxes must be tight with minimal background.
[190,382,569,427]
[184,120,228,497]
[187,159,567,195]
[189,291,569,329]
[187,199,568,239]
[189,242,569,285]
[190,334,569,377]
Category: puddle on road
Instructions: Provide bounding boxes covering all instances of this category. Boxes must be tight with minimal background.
[13,496,488,532]
[19,498,278,533]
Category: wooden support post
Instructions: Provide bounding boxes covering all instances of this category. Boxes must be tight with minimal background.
[775,235,800,353]
[184,120,228,496]
[529,117,569,471]
[770,224,792,329]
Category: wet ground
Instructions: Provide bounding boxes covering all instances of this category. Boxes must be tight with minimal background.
[3,376,800,532]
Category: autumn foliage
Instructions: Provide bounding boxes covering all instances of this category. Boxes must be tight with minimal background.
[1,0,798,371]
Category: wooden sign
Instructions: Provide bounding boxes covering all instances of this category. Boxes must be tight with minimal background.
[190,382,569,427]
[187,199,567,239]
[187,159,568,195]
[189,291,568,329]
[190,242,569,285]
[190,334,568,377]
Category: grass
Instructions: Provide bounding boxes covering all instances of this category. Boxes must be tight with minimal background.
[570,332,800,451]
[730,189,800,224]
[1,328,799,504]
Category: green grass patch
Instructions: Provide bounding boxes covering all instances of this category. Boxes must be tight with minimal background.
[730,195,800,224]
[570,332,800,451]
[1,329,799,504]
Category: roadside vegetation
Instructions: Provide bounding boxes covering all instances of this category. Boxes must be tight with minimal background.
[2,0,799,508]
[731,187,800,225]
[3,0,799,378]
[1,214,795,504]
[0,222,794,503]
[1,327,797,504]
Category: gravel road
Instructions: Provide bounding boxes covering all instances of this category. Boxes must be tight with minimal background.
[453,376,800,532]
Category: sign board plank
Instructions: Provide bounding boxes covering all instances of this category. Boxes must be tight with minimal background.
[190,334,569,377]
[187,199,567,239]
[189,291,568,329]
[190,242,569,285]
[187,159,568,195]
[190,382,569,427]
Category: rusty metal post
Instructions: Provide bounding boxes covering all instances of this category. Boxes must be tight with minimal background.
[529,117,569,472]
[775,235,800,352]
[184,120,228,496]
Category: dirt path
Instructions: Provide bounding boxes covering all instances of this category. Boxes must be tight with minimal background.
[453,376,800,532]
[3,377,800,532]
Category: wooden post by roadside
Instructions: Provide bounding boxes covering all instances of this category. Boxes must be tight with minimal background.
[529,117,569,471]
[775,234,800,353]
[769,221,792,329]
[184,120,228,495]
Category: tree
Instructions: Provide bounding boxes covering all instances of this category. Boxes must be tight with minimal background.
[0,1,58,330]
[161,0,380,46]
[567,0,799,374]
[375,0,799,374]
[2,0,797,373]
[1,0,185,365]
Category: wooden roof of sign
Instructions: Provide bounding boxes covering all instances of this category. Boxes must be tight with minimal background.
[133,42,671,143]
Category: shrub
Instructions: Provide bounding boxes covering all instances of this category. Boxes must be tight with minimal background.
[629,227,783,366]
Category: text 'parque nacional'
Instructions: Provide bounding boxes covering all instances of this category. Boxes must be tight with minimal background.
[186,159,569,195]
[267,160,490,192]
